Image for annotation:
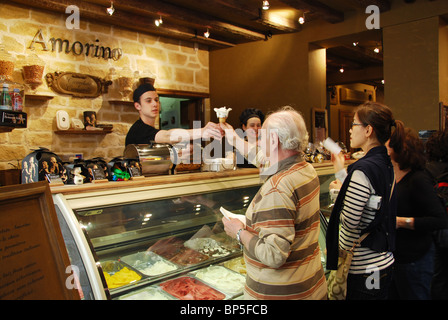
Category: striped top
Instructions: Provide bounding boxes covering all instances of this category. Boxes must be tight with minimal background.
[335,169,394,274]
[243,156,327,300]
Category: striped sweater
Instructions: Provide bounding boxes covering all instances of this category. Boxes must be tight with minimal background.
[335,169,394,274]
[243,156,327,300]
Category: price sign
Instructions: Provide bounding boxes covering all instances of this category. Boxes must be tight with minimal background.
[0,181,79,300]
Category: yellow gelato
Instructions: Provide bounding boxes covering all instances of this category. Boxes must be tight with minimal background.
[103,267,141,289]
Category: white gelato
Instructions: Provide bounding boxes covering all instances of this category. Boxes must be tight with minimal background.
[139,260,177,276]
[118,287,171,300]
[214,106,232,122]
[194,266,245,295]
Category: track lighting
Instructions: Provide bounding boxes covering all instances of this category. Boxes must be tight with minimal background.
[155,16,163,27]
[204,29,210,38]
[106,0,115,16]
[262,1,270,10]
[339,67,345,73]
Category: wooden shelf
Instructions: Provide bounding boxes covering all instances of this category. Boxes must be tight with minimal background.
[0,126,14,133]
[54,129,112,135]
[25,94,55,101]
[107,99,134,106]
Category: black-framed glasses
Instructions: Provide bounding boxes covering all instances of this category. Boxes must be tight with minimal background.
[351,122,364,128]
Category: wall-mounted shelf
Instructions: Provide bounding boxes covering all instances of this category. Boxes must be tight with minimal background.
[54,129,111,135]
[0,127,14,133]
[25,94,55,101]
[107,99,134,107]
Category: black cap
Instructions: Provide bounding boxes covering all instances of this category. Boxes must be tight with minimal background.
[133,83,156,102]
[239,108,265,126]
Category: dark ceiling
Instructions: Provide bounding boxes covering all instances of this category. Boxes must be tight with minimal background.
[10,0,393,85]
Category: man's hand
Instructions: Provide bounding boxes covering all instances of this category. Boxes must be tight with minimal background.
[222,216,245,239]
[202,122,224,140]
[219,122,238,146]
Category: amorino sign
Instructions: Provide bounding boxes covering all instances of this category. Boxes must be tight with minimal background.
[29,29,123,61]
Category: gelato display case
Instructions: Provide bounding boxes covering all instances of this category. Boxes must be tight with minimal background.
[51,167,335,300]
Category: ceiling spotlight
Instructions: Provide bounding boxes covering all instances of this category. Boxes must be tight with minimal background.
[106,0,115,16]
[155,16,163,26]
[374,47,380,53]
[204,29,210,38]
[339,67,345,73]
[262,1,270,10]
[353,41,359,47]
[298,16,305,24]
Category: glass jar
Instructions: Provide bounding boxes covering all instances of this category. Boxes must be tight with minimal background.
[0,44,14,82]
[22,50,45,90]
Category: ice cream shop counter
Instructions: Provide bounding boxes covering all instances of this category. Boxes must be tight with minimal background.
[50,164,335,300]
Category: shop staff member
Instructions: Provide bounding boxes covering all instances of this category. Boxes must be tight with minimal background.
[125,83,223,146]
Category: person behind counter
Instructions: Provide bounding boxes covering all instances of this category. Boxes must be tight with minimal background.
[236,108,264,168]
[125,83,223,146]
[221,106,328,300]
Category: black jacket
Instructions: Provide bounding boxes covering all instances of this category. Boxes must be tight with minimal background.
[326,146,396,270]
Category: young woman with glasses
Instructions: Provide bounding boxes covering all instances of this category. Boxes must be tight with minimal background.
[326,101,405,300]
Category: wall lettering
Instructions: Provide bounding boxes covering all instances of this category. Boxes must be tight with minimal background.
[30,29,123,61]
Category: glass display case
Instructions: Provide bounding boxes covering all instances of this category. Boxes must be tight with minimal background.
[52,170,335,300]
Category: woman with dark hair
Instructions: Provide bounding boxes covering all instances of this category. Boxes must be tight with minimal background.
[326,101,402,300]
[386,128,447,299]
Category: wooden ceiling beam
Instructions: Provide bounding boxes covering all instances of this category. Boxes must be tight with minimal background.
[9,0,236,47]
[258,10,301,32]
[94,0,266,41]
[179,0,301,32]
[351,0,391,12]
[278,0,344,23]
[327,65,383,85]
[343,45,383,63]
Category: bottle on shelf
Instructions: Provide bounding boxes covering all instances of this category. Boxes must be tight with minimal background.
[12,88,23,111]
[0,83,12,110]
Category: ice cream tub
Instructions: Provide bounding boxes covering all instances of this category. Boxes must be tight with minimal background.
[120,251,179,277]
[100,260,144,289]
[223,256,247,275]
[184,237,232,258]
[159,276,226,300]
[116,285,174,300]
[148,237,209,267]
[191,265,246,298]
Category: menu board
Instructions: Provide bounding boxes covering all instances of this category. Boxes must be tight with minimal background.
[0,181,79,300]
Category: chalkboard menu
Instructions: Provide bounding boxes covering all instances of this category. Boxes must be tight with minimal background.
[0,181,79,300]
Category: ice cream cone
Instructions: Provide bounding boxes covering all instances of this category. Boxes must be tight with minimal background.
[219,117,227,123]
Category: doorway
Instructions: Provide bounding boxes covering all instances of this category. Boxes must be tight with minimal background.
[339,109,354,152]
[158,89,208,130]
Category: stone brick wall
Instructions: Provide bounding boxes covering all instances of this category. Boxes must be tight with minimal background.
[0,3,209,170]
